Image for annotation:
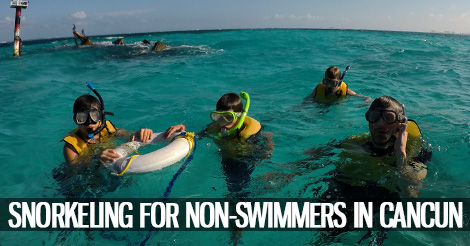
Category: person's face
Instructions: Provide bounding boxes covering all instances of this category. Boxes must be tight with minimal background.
[219,112,239,130]
[210,109,241,130]
[75,106,101,136]
[367,107,400,147]
[78,122,100,137]
[323,78,341,92]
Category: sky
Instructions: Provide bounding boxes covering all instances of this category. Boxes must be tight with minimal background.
[1,0,470,42]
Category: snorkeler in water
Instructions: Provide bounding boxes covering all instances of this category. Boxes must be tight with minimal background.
[165,92,273,197]
[304,66,370,103]
[62,82,182,165]
[301,95,430,199]
[254,95,430,245]
[165,92,273,244]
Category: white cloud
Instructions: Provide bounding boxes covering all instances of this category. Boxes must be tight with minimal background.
[0,16,13,25]
[71,11,87,19]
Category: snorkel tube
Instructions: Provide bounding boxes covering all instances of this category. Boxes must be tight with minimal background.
[340,65,351,80]
[218,92,250,138]
[401,104,408,123]
[85,82,114,140]
[339,65,351,88]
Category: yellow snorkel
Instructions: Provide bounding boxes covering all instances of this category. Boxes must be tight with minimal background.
[218,91,250,137]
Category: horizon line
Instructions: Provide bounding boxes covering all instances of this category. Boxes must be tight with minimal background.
[1,27,468,45]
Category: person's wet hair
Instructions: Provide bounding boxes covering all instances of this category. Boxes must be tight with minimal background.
[325,66,341,80]
[73,94,101,114]
[216,93,243,112]
[369,96,403,115]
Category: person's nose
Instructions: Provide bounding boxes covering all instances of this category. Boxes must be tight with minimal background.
[376,116,387,126]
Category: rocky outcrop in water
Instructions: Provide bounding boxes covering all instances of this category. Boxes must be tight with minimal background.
[152,41,167,51]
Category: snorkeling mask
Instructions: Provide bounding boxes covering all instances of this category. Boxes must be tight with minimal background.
[212,92,250,138]
[322,65,350,89]
[365,104,407,124]
[81,82,114,140]
[210,111,242,125]
[74,108,101,125]
[322,78,342,88]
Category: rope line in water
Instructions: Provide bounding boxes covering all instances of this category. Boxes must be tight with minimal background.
[141,131,197,245]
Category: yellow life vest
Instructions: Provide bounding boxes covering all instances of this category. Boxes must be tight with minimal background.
[406,119,421,138]
[205,116,263,159]
[314,82,348,101]
[62,120,116,155]
[238,116,262,139]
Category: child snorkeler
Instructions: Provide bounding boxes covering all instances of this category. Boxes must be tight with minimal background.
[62,83,180,164]
[165,92,273,244]
[305,66,370,103]
[165,92,273,196]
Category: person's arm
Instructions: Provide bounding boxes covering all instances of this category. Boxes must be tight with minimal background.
[302,86,318,104]
[132,128,154,143]
[63,143,121,164]
[347,89,372,101]
[163,124,186,139]
[395,123,428,197]
[114,127,153,143]
[63,143,79,164]
[308,86,318,99]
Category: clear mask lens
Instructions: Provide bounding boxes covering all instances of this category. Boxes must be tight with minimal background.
[75,109,101,125]
[210,112,237,124]
[323,78,341,88]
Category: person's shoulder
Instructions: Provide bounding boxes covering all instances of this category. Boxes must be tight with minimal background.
[233,116,260,140]
[63,142,79,164]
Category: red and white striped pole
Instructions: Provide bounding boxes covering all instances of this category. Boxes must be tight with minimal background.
[10,1,28,57]
[13,6,22,57]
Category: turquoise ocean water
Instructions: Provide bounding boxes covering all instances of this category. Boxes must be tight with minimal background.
[1,29,470,245]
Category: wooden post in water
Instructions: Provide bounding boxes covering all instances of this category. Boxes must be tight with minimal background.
[10,0,28,57]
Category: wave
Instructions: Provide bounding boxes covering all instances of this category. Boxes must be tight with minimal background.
[105,36,124,40]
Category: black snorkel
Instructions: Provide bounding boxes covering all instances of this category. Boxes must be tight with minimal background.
[339,65,351,88]
[400,104,407,124]
[85,82,114,140]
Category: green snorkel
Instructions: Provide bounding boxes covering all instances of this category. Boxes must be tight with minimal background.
[218,91,250,138]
